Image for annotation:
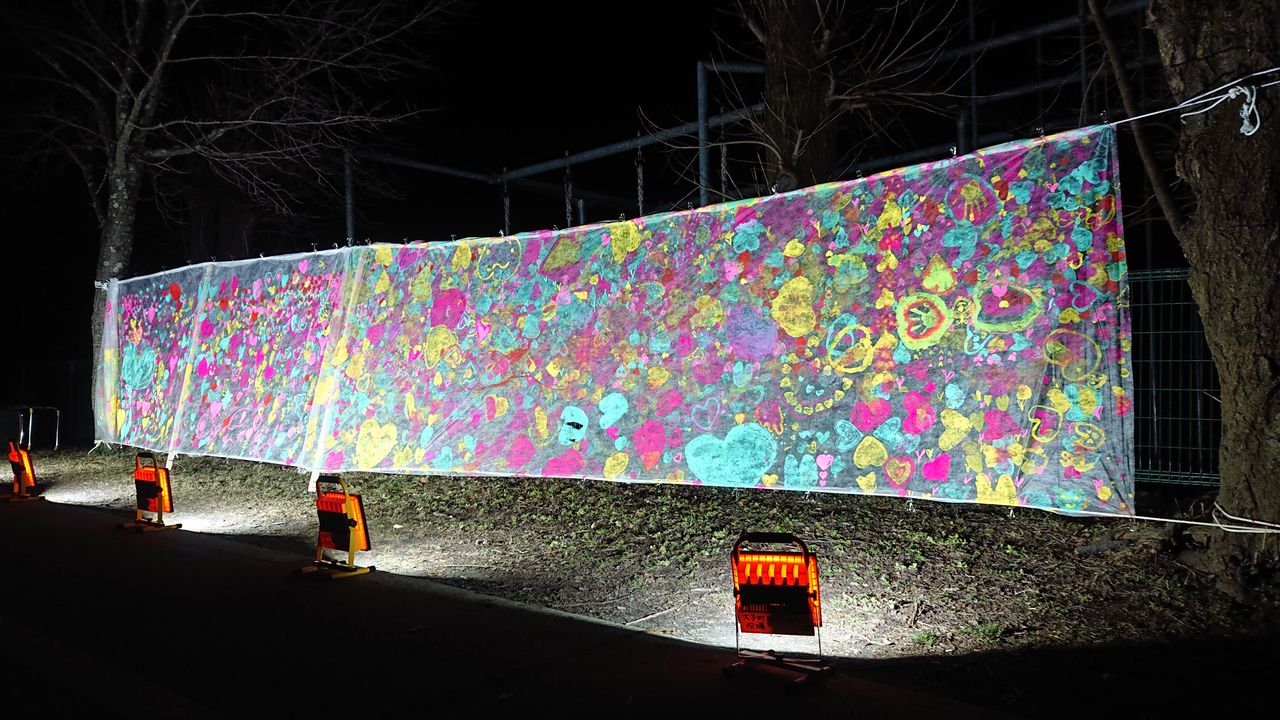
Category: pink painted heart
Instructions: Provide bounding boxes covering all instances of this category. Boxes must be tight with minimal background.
[475,319,492,342]
[921,453,952,482]
[816,453,834,471]
[851,398,892,432]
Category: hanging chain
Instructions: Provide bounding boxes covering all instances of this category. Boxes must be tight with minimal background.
[719,134,728,199]
[564,157,573,228]
[501,169,511,236]
[635,144,645,216]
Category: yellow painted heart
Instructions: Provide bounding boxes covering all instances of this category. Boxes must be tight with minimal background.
[874,287,896,309]
[995,394,1010,411]
[938,409,972,451]
[424,326,459,367]
[976,472,1018,506]
[647,366,671,388]
[604,452,629,479]
[762,473,780,486]
[1016,384,1033,406]
[855,472,877,493]
[853,435,888,468]
[485,394,510,419]
[355,420,398,469]
[921,254,956,293]
[884,457,914,486]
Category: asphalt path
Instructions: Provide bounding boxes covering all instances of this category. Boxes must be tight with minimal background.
[1,498,1015,718]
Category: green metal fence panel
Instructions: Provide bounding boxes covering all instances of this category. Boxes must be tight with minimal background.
[1129,268,1221,486]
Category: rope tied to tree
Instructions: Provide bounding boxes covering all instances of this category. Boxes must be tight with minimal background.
[1111,66,1279,135]
[1178,84,1261,136]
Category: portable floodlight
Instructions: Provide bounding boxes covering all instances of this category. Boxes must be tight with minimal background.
[724,532,830,683]
[4,439,43,502]
[296,475,374,579]
[119,452,181,532]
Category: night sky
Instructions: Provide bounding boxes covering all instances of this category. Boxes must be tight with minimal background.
[0,1,1171,442]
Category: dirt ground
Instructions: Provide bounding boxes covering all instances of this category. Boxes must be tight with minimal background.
[31,446,1280,716]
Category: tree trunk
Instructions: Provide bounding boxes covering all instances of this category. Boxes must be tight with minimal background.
[760,0,837,190]
[91,166,141,368]
[1150,0,1280,577]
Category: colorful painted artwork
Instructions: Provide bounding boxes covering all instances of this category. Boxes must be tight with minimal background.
[95,125,1134,515]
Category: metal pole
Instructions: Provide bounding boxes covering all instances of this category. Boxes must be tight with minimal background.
[968,0,979,151]
[1035,35,1044,118]
[578,198,585,226]
[956,112,967,155]
[500,104,762,182]
[343,151,355,242]
[697,61,710,207]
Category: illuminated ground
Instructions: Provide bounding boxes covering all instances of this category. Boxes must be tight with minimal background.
[30,446,1280,716]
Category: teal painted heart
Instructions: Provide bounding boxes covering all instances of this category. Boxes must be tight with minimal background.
[685,423,777,486]
[1043,243,1071,265]
[783,453,820,488]
[1071,223,1093,251]
[874,417,920,453]
[944,382,967,410]
[834,419,863,452]
[598,392,628,429]
[690,397,722,431]
[121,344,157,390]
[1009,181,1033,204]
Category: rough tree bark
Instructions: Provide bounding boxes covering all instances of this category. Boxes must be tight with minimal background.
[753,0,839,190]
[1149,0,1280,576]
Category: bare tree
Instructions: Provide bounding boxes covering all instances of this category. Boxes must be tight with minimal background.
[7,0,452,360]
[730,0,960,191]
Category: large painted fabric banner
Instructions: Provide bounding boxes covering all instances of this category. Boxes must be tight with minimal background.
[95,125,1134,515]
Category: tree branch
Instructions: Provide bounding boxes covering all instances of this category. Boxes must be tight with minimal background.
[1087,0,1185,237]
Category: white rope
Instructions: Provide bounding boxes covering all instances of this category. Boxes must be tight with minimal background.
[1111,66,1280,135]
[1213,502,1280,530]
[1057,506,1280,535]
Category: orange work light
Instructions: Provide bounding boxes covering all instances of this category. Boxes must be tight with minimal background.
[296,475,374,579]
[4,439,43,502]
[725,532,829,683]
[119,453,181,532]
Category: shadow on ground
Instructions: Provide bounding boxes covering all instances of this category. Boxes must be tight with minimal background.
[850,632,1280,718]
